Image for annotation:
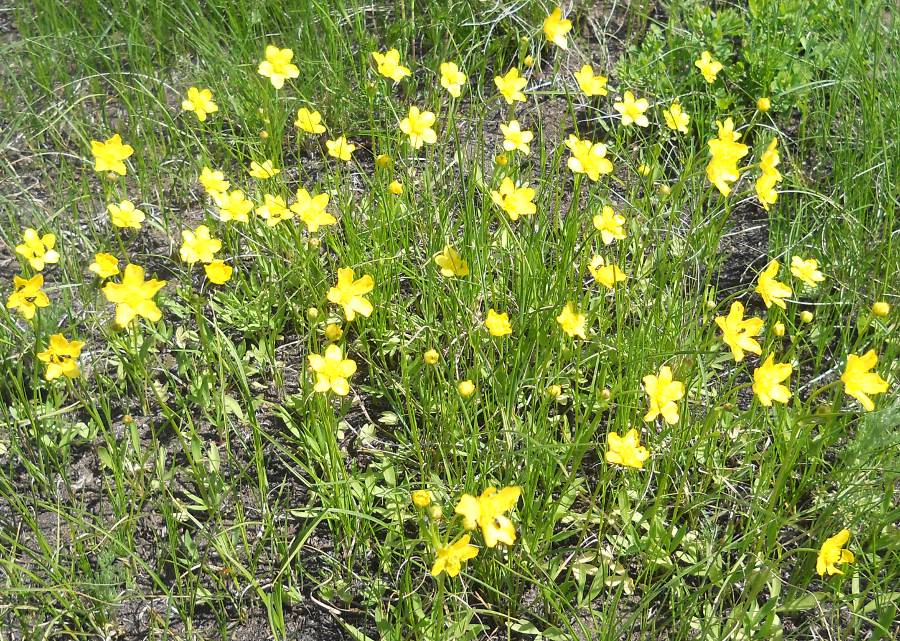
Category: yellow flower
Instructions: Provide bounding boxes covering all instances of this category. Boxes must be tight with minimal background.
[490,177,536,221]
[495,153,509,166]
[714,301,764,362]
[256,194,293,227]
[757,96,771,112]
[37,334,84,381]
[204,260,233,285]
[706,118,749,196]
[773,321,786,337]
[374,154,392,169]
[102,263,166,327]
[431,535,478,577]
[295,107,326,134]
[790,256,825,288]
[291,188,335,232]
[326,136,356,162]
[108,200,145,230]
[180,87,217,122]
[588,255,627,289]
[574,64,607,97]
[411,490,432,508]
[6,274,50,320]
[388,180,403,195]
[485,309,512,337]
[308,343,357,396]
[752,354,793,406]
[872,301,890,317]
[213,189,253,223]
[543,7,572,49]
[694,50,722,83]
[500,120,533,155]
[663,100,690,133]
[556,302,586,339]
[90,134,133,176]
[566,134,613,180]
[816,529,854,576]
[324,323,343,341]
[179,225,221,265]
[606,429,650,469]
[494,68,527,105]
[455,486,520,547]
[399,106,437,149]
[523,55,534,68]
[434,245,469,278]
[439,61,466,98]
[613,91,650,127]
[592,205,626,244]
[248,160,280,179]
[800,310,814,323]
[637,163,651,177]
[424,349,440,365]
[755,260,793,309]
[760,139,781,176]
[257,45,299,89]
[457,379,475,397]
[546,384,563,399]
[327,267,374,321]
[840,350,889,412]
[372,49,411,82]
[15,228,60,271]
[643,365,685,424]
[755,171,779,211]
[199,167,229,195]
[88,253,120,279]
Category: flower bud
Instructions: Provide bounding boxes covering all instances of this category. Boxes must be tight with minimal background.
[757,97,771,112]
[872,301,890,317]
[424,349,439,365]
[457,380,475,397]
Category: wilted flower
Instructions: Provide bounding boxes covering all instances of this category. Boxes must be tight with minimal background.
[457,379,475,397]
[606,429,650,469]
[757,97,771,112]
[324,323,343,341]
[388,180,403,195]
[840,350,889,411]
[181,87,217,122]
[91,134,134,176]
[455,486,521,547]
[613,91,649,127]
[37,334,84,381]
[15,229,60,271]
[327,267,374,321]
[643,365,684,424]
[308,344,357,395]
[424,349,440,365]
[6,274,50,320]
[102,264,166,326]
[257,45,299,89]
[372,49,411,82]
[752,354,793,406]
[872,301,890,317]
[412,490,432,508]
[816,529,854,576]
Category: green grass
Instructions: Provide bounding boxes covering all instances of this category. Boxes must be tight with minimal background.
[1,0,898,639]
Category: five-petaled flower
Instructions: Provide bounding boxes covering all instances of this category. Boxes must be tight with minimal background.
[6,274,50,320]
[89,253,120,279]
[500,120,533,155]
[556,302,586,339]
[295,107,326,134]
[439,62,466,98]
[752,354,793,406]
[326,136,356,161]
[495,68,527,105]
[643,365,685,424]
[199,167,229,195]
[248,160,280,179]
[840,350,888,411]
[102,263,166,327]
[566,135,613,180]
[214,190,253,223]
[372,49,411,82]
[37,334,84,381]
[291,188,335,232]
[327,267,374,321]
[204,260,233,285]
[181,87,218,122]
[588,255,627,289]
[790,256,825,288]
[434,245,469,277]
[606,429,650,469]
[543,7,572,49]
[485,309,512,337]
[663,100,690,133]
[574,64,607,97]
[108,200,145,230]
[257,45,299,89]
[91,134,134,176]
[15,229,60,271]
[431,535,479,578]
[490,177,536,220]
[695,51,722,83]
[816,529,854,576]
[592,205,626,244]
[179,225,221,265]
[614,91,650,127]
[714,301,764,362]
[455,486,521,547]
[755,260,793,309]
[256,194,293,226]
[308,344,357,396]
[399,106,437,149]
